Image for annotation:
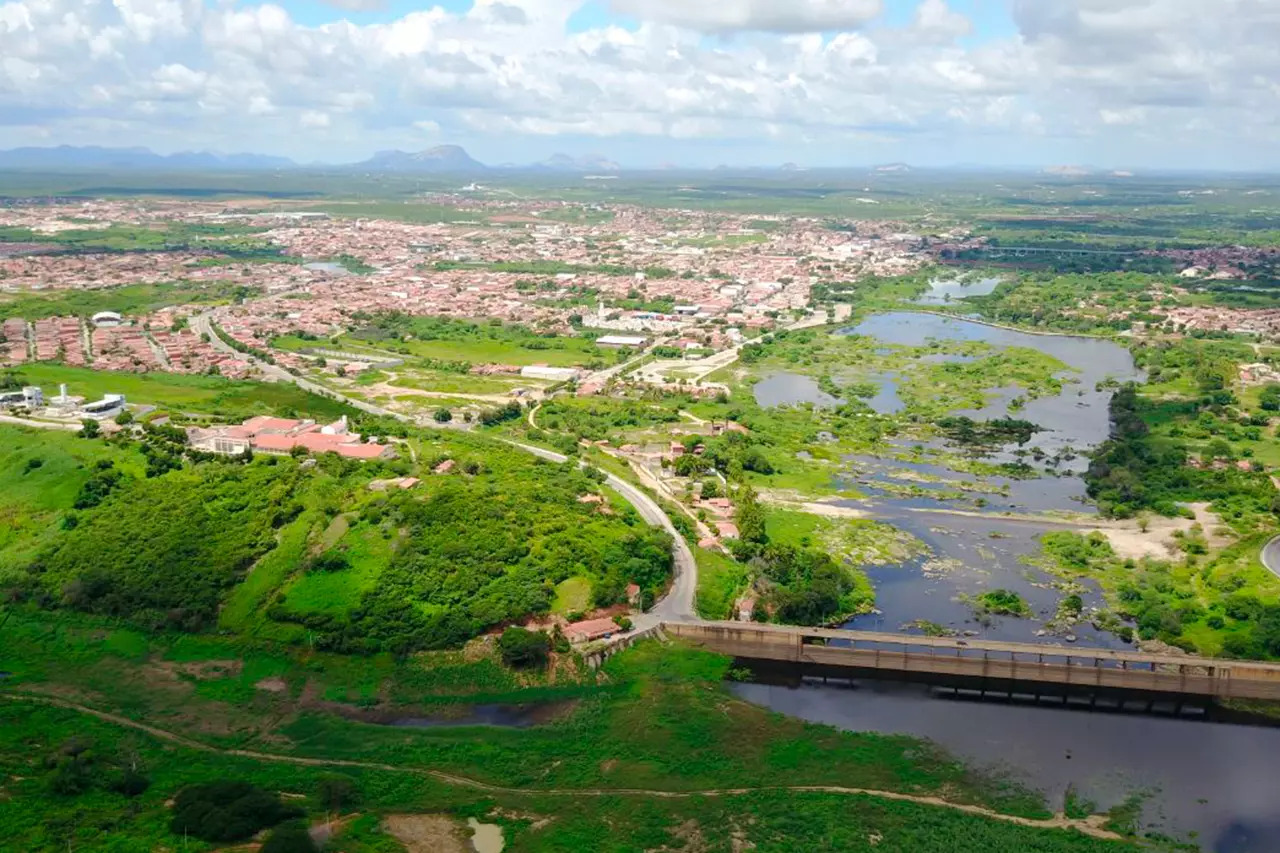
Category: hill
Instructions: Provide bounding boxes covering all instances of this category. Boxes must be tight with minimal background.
[0,145,295,170]
[356,145,487,172]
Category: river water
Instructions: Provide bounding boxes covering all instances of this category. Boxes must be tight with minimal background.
[734,679,1280,852]
[741,310,1280,850]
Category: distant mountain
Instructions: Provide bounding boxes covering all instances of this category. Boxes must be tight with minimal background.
[1042,164,1093,177]
[533,153,621,172]
[357,145,487,172]
[874,162,911,173]
[0,145,296,170]
[779,162,807,172]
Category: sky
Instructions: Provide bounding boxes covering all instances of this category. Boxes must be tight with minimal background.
[1,0,1279,170]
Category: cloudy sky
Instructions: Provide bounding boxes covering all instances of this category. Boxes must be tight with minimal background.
[2,0,1278,169]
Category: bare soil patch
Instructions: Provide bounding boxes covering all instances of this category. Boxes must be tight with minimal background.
[383,814,468,853]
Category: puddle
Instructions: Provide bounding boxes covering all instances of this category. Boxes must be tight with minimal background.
[468,818,505,853]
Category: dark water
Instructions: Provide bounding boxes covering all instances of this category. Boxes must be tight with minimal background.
[386,703,563,729]
[734,680,1280,852]
[842,509,1116,647]
[825,315,1141,645]
[844,313,1143,463]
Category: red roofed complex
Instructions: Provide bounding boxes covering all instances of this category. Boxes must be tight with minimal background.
[189,415,395,460]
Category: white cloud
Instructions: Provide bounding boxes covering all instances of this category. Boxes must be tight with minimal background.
[0,0,1275,166]
[299,110,330,128]
[609,0,883,33]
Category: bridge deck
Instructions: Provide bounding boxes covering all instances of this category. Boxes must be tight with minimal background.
[665,622,1280,701]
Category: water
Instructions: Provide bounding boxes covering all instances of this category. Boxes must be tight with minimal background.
[914,275,1003,305]
[734,680,1280,852]
[826,314,1141,644]
[842,508,1115,647]
[752,372,843,408]
[387,703,565,729]
[844,312,1143,461]
[303,261,351,276]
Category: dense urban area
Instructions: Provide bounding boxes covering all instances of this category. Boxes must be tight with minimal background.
[5,168,1280,853]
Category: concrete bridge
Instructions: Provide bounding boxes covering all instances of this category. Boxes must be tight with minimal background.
[665,622,1280,702]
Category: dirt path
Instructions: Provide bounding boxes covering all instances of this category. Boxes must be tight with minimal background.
[2,692,1121,841]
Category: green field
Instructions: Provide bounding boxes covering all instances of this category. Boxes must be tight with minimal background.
[0,281,258,322]
[7,363,352,421]
[0,629,1150,852]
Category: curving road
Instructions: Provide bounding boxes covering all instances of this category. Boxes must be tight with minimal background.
[194,313,697,622]
[1263,535,1280,580]
[504,441,697,622]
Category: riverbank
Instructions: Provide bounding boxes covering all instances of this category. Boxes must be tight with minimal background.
[0,637,1144,852]
[895,308,1120,341]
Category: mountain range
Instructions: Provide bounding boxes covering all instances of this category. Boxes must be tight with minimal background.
[0,144,630,174]
[0,145,295,170]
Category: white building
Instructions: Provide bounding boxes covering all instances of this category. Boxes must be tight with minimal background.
[596,335,650,348]
[80,394,126,420]
[0,386,43,408]
[520,365,580,382]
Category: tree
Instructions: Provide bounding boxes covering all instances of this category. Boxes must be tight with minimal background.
[170,781,301,842]
[260,821,319,853]
[80,419,100,438]
[498,627,551,668]
[115,410,134,426]
[433,408,454,423]
[316,774,358,813]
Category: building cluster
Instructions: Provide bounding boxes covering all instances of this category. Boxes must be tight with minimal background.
[0,383,126,420]
[0,196,935,385]
[1164,306,1280,338]
[0,314,253,378]
[188,415,395,460]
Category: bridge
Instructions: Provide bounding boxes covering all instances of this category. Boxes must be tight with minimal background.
[665,622,1280,702]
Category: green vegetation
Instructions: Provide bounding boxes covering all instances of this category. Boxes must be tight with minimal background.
[1,423,670,653]
[4,364,351,422]
[1033,529,1280,657]
[0,638,1147,852]
[0,281,258,321]
[968,589,1033,619]
[343,313,610,367]
[0,221,285,257]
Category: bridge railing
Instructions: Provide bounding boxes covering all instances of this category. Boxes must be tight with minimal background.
[664,622,1280,701]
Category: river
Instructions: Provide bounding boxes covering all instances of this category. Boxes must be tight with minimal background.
[734,678,1280,852]
[741,308,1280,850]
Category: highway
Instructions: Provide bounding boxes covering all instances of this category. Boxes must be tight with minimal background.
[193,313,698,622]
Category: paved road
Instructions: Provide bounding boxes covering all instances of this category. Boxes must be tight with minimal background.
[1263,536,1280,579]
[195,313,698,621]
[505,441,698,622]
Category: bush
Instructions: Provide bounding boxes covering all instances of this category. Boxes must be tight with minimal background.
[170,781,301,842]
[316,774,358,812]
[613,615,633,631]
[260,821,319,853]
[498,627,551,668]
[433,408,453,423]
[308,551,351,573]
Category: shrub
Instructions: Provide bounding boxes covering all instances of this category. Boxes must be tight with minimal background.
[316,774,358,812]
[433,408,453,423]
[170,781,301,842]
[308,551,351,573]
[498,627,551,668]
[260,821,319,853]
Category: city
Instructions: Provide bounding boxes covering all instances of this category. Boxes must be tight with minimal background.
[4,1,1280,852]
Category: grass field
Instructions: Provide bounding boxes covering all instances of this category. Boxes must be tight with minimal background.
[9,363,352,421]
[551,576,592,615]
[276,331,608,369]
[0,624,1153,852]
[0,281,256,322]
[0,425,146,578]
